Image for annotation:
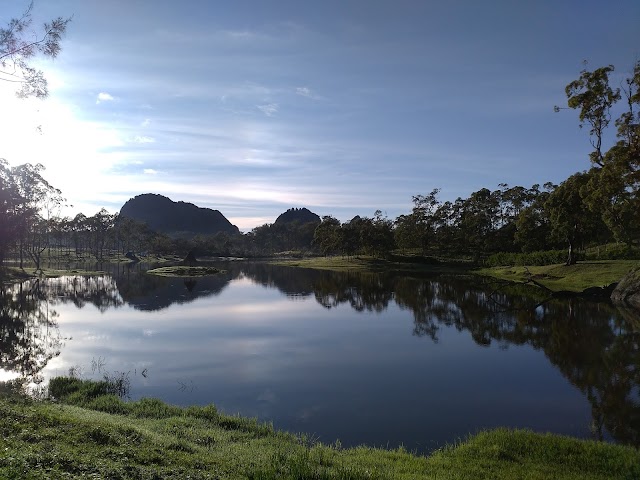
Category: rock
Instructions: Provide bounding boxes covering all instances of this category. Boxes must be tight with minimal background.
[125,251,140,262]
[611,266,640,308]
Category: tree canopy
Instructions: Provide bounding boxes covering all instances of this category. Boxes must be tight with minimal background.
[0,1,70,98]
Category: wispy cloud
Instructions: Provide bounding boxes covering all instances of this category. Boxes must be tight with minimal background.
[141,118,151,127]
[295,86,321,100]
[134,135,155,144]
[257,103,279,117]
[143,168,158,175]
[96,92,115,104]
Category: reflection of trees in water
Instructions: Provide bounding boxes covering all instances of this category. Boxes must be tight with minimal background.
[312,272,394,312]
[539,302,640,446]
[237,262,315,298]
[237,263,395,310]
[41,275,124,312]
[303,269,640,449]
[0,280,63,383]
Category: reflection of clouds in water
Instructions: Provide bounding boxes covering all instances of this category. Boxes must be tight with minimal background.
[257,389,277,404]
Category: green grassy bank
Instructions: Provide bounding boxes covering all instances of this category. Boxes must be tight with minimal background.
[475,260,638,292]
[1,378,639,479]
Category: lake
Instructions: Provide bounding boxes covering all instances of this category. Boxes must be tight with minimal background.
[1,261,639,453]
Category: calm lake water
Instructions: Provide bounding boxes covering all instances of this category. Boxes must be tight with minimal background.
[2,261,639,453]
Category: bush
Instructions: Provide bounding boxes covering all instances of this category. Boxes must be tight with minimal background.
[586,243,640,260]
[49,377,112,401]
[485,249,585,267]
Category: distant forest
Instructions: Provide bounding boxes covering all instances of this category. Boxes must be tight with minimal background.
[1,61,638,268]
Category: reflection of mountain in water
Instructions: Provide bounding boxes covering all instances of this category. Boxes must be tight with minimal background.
[112,265,234,311]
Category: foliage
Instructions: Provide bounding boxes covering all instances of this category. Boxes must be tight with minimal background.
[562,64,621,165]
[0,160,64,268]
[545,171,607,265]
[485,249,580,267]
[585,243,640,260]
[0,1,71,98]
[559,60,640,248]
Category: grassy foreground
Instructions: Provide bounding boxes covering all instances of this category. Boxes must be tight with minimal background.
[1,378,639,479]
[475,260,638,292]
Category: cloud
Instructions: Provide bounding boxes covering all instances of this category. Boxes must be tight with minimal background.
[296,87,320,100]
[257,103,278,117]
[133,135,155,144]
[96,92,115,104]
[143,169,158,175]
[141,118,151,127]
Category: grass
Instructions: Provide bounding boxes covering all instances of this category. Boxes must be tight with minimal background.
[146,265,225,277]
[0,377,638,479]
[475,260,639,292]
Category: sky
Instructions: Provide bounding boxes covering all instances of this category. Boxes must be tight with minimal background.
[2,0,640,231]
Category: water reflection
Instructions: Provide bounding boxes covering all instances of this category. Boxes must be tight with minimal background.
[113,266,233,311]
[1,262,639,449]
[0,280,64,384]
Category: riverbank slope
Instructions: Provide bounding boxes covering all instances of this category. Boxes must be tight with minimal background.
[475,260,638,292]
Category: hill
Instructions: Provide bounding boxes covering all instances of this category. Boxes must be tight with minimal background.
[274,207,321,225]
[119,194,239,236]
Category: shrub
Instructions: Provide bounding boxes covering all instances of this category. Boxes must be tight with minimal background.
[586,243,640,260]
[485,249,585,267]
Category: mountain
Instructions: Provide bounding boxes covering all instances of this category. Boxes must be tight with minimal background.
[274,207,321,225]
[119,194,239,235]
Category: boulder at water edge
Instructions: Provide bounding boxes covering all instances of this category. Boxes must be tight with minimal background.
[611,266,640,309]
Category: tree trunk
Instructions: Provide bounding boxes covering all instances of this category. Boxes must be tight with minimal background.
[566,239,577,266]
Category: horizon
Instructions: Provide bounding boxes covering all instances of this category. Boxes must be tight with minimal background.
[2,1,640,231]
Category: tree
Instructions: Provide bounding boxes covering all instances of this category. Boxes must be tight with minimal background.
[0,160,63,268]
[358,211,395,258]
[545,171,605,265]
[559,61,640,248]
[86,209,116,261]
[559,64,620,166]
[1,1,71,98]
[514,183,555,252]
[313,216,342,256]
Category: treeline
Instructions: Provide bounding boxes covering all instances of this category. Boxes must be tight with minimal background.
[1,61,638,267]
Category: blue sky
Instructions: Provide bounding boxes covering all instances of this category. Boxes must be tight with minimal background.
[2,1,639,231]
